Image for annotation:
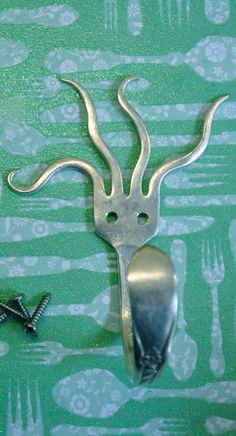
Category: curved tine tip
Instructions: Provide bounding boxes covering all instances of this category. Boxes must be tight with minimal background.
[120,76,140,87]
[209,94,229,113]
[7,170,19,188]
[217,94,229,103]
[59,77,72,83]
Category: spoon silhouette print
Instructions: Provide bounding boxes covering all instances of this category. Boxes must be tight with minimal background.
[8,77,228,383]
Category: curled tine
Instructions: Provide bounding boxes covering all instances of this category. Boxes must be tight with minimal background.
[148,95,229,196]
[8,158,105,194]
[60,78,123,194]
[118,77,151,195]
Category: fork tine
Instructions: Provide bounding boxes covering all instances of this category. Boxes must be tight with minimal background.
[177,0,181,27]
[104,0,108,30]
[167,0,172,26]
[35,381,43,425]
[6,383,13,433]
[186,0,190,24]
[26,382,34,429]
[218,242,225,273]
[215,240,225,273]
[19,348,47,360]
[201,240,206,269]
[15,382,23,431]
[213,240,219,269]
[19,342,47,350]
[114,0,117,30]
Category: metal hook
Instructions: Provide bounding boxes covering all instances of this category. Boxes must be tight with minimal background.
[7,78,229,383]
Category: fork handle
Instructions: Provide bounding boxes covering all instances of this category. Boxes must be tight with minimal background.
[117,244,177,384]
[210,286,225,377]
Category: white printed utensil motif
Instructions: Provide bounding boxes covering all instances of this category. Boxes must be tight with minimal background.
[45,36,236,82]
[45,285,120,332]
[204,0,230,24]
[53,369,236,418]
[0,127,236,158]
[30,76,149,99]
[229,220,236,265]
[0,216,215,242]
[0,342,9,357]
[201,241,225,377]
[2,125,236,157]
[51,418,188,435]
[0,252,117,277]
[7,382,43,435]
[40,98,235,123]
[0,38,28,68]
[229,221,236,338]
[0,5,79,27]
[169,239,198,380]
[165,195,236,208]
[0,217,92,242]
[157,0,190,27]
[18,342,123,365]
[104,0,117,30]
[205,416,236,434]
[127,0,143,36]
[0,121,79,155]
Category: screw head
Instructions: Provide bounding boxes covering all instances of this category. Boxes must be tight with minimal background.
[24,322,38,336]
[11,293,25,304]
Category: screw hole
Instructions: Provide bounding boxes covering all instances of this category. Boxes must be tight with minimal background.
[137,212,149,225]
[107,211,118,224]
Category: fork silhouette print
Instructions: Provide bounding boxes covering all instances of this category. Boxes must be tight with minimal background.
[18,342,123,365]
[8,77,227,383]
[7,382,43,435]
[104,0,117,30]
[201,240,225,377]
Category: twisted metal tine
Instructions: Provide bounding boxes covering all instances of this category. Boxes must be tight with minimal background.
[8,158,104,195]
[118,77,151,196]
[148,95,229,197]
[60,78,123,194]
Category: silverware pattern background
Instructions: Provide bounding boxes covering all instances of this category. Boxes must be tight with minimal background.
[0,0,236,434]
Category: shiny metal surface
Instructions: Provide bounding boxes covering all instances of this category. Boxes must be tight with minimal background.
[128,245,177,383]
[8,77,228,383]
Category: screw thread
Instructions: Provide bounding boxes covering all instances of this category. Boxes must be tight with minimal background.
[30,293,51,326]
[13,298,30,320]
[0,312,9,323]
[0,302,27,320]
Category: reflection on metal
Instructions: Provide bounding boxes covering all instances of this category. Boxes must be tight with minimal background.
[8,77,228,383]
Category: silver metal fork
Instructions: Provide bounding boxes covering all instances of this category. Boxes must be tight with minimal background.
[201,240,225,377]
[7,382,44,435]
[104,0,117,30]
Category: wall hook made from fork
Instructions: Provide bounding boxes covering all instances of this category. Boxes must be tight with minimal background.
[7,77,228,384]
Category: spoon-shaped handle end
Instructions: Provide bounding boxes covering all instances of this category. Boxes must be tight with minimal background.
[127,245,177,383]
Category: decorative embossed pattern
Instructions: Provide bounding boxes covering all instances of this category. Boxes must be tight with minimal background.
[0,0,236,434]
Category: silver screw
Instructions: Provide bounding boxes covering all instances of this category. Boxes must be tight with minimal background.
[0,302,28,320]
[11,293,30,320]
[25,293,51,336]
[0,294,29,324]
[0,312,10,323]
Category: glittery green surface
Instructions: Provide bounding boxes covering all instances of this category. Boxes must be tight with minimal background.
[0,1,236,435]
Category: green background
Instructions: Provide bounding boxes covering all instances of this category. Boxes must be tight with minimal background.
[0,0,236,434]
